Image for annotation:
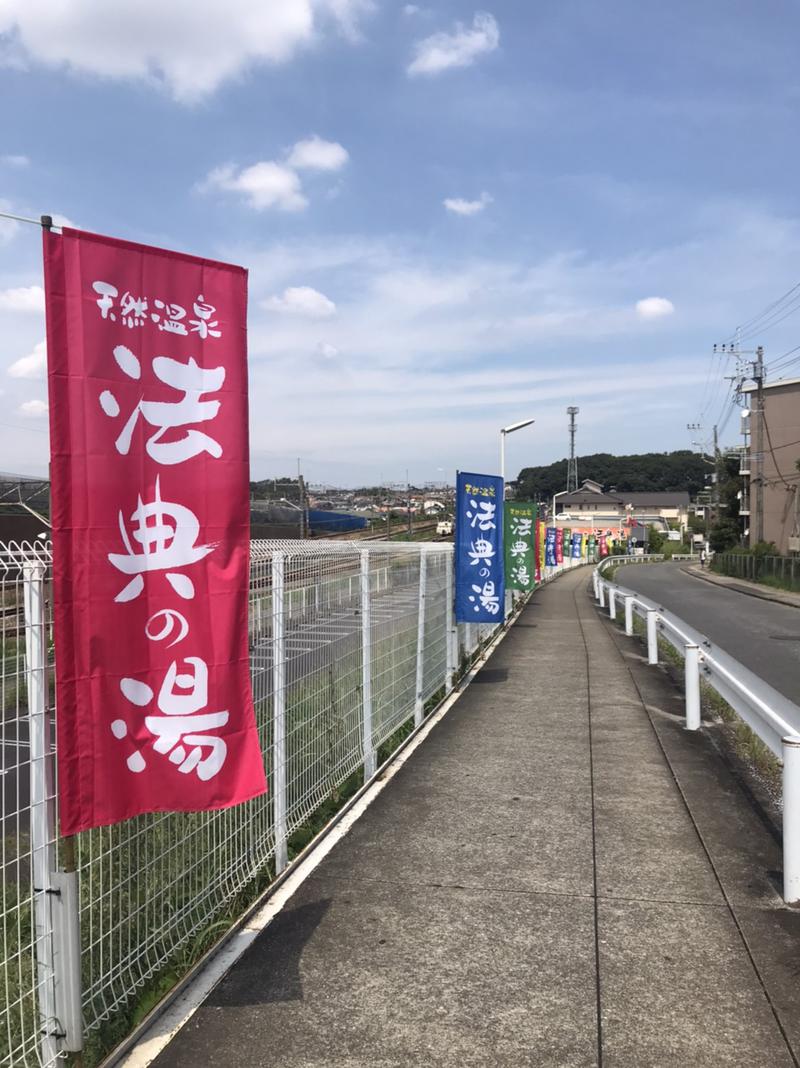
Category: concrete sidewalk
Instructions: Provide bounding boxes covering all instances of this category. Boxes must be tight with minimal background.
[149,567,800,1067]
[684,562,800,609]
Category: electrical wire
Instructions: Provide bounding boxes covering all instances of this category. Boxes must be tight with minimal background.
[718,281,800,345]
[736,295,800,343]
[762,409,795,489]
[0,421,48,435]
[769,345,800,376]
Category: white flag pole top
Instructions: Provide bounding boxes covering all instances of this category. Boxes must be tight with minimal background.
[0,210,62,229]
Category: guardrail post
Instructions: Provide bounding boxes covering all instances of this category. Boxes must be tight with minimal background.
[684,644,701,730]
[598,581,606,608]
[361,550,376,779]
[414,550,427,726]
[608,588,616,619]
[646,609,659,665]
[624,596,634,636]
[592,571,599,599]
[272,552,288,874]
[782,735,800,906]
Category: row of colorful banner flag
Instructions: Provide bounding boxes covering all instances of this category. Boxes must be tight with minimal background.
[454,470,636,623]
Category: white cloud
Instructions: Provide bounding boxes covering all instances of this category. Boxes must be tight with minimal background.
[18,398,48,418]
[0,0,372,102]
[203,136,349,211]
[265,286,337,318]
[203,162,308,212]
[443,191,493,216]
[317,342,340,359]
[8,340,46,379]
[407,11,499,77]
[286,135,349,172]
[636,296,675,320]
[1,154,29,167]
[403,4,420,14]
[0,285,44,312]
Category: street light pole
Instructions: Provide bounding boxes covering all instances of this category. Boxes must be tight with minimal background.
[500,418,535,489]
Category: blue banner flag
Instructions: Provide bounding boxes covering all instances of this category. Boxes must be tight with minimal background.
[572,532,582,559]
[455,471,505,623]
[545,526,557,566]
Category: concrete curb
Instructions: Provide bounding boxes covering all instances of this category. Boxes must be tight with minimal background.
[682,564,800,610]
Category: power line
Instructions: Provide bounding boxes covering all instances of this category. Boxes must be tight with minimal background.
[719,281,800,346]
[762,408,795,490]
[0,421,48,435]
[736,294,800,343]
[769,344,800,375]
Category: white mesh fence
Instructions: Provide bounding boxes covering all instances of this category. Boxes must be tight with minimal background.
[0,537,512,1067]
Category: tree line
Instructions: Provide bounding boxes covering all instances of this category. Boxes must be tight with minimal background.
[515,450,712,501]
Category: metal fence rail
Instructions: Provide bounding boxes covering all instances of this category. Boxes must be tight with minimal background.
[713,552,800,593]
[1,537,531,1067]
[594,554,800,906]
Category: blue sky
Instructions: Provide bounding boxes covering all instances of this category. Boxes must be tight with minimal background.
[2,0,800,486]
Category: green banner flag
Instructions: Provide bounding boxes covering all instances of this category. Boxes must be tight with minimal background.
[504,501,537,591]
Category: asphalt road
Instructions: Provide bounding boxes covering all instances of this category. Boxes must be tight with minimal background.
[615,562,800,705]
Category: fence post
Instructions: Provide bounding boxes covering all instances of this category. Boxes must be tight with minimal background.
[51,866,83,1053]
[684,644,701,730]
[592,570,599,599]
[414,550,427,726]
[445,551,456,691]
[782,735,800,906]
[24,563,60,1065]
[360,550,376,779]
[272,552,288,874]
[599,581,606,608]
[608,588,616,619]
[646,609,659,665]
[624,596,634,636]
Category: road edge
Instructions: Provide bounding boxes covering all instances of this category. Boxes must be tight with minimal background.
[682,564,800,610]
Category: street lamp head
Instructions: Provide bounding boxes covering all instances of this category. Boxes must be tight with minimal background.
[501,418,535,435]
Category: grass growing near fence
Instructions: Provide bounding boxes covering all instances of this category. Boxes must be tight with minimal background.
[614,599,782,796]
[713,553,800,595]
[0,878,36,1068]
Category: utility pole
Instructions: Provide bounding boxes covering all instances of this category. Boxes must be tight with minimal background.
[712,424,721,531]
[298,473,307,540]
[407,470,412,537]
[566,407,579,493]
[754,345,765,544]
[712,338,765,547]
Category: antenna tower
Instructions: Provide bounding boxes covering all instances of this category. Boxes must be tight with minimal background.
[566,406,579,493]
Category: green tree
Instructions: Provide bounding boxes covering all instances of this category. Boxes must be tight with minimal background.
[516,450,711,501]
[648,527,665,553]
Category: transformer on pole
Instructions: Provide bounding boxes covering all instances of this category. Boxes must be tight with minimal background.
[566,406,579,493]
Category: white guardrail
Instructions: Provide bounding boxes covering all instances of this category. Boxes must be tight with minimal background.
[594,554,800,906]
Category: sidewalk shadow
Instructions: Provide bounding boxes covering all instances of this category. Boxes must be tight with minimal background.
[208,897,332,1007]
[472,668,509,684]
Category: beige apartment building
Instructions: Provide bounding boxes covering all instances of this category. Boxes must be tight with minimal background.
[741,377,800,553]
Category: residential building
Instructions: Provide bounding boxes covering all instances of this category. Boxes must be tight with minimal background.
[553,479,690,531]
[741,377,800,553]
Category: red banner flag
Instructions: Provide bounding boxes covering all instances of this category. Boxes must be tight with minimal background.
[44,228,267,834]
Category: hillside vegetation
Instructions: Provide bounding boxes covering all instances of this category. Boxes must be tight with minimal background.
[516,450,710,500]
